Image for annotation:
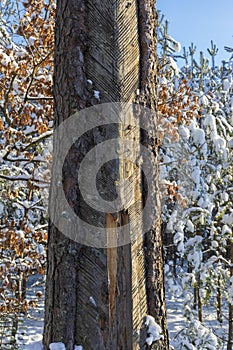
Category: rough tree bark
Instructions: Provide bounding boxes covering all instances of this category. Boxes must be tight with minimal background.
[43,1,169,349]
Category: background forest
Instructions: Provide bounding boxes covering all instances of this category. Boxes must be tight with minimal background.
[0,1,232,349]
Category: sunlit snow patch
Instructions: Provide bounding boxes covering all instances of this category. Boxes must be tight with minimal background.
[145,315,163,346]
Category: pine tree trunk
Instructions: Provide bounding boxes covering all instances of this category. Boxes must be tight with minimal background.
[197,286,202,323]
[217,275,222,323]
[43,1,168,349]
[227,230,233,350]
[197,274,202,323]
[228,303,233,350]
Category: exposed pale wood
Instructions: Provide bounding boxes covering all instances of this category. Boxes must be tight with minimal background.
[106,211,134,349]
[106,213,118,328]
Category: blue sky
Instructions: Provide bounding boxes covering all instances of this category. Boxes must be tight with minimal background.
[157,0,233,66]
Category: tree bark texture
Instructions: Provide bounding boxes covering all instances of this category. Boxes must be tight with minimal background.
[43,0,168,349]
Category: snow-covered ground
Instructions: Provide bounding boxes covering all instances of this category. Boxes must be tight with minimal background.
[166,272,229,349]
[166,297,186,347]
[17,276,44,350]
